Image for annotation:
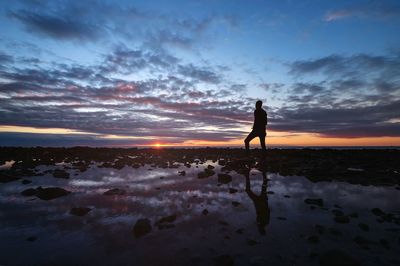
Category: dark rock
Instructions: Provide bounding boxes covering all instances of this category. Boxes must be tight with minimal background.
[133,218,152,238]
[315,224,325,235]
[267,191,274,194]
[36,187,71,200]
[319,249,360,266]
[218,159,226,166]
[331,209,344,216]
[218,220,229,226]
[277,217,286,220]
[0,173,19,183]
[21,179,32,185]
[307,235,319,244]
[198,168,215,179]
[202,209,209,215]
[229,188,238,194]
[358,223,369,231]
[304,198,324,207]
[371,208,385,216]
[247,238,259,246]
[178,171,186,176]
[155,214,176,229]
[329,227,342,236]
[26,236,37,242]
[207,165,215,170]
[70,207,91,216]
[284,195,291,198]
[21,188,38,196]
[232,201,240,207]
[380,239,390,249]
[103,188,126,196]
[52,169,70,179]
[236,228,244,234]
[214,255,234,266]
[217,173,232,184]
[334,216,350,223]
[349,212,358,218]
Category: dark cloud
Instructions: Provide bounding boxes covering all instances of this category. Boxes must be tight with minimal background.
[178,64,221,84]
[10,10,101,41]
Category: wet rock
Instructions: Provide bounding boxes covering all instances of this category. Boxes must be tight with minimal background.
[307,235,319,244]
[52,169,70,179]
[277,217,286,220]
[247,238,259,246]
[284,195,291,198]
[103,188,126,196]
[218,173,232,184]
[331,209,344,216]
[133,218,152,238]
[232,201,240,207]
[218,220,229,226]
[70,207,91,216]
[267,191,274,194]
[319,249,360,266]
[26,236,37,242]
[315,224,325,235]
[334,215,350,223]
[358,223,369,231]
[354,235,373,249]
[178,171,186,176]
[207,165,215,170]
[328,227,342,236]
[218,159,226,166]
[155,214,176,229]
[36,187,71,200]
[349,212,358,218]
[214,255,234,266]
[21,179,32,185]
[202,209,209,215]
[304,198,324,207]
[371,208,385,216]
[229,188,238,194]
[0,173,19,183]
[198,168,215,179]
[334,204,342,209]
[236,228,244,234]
[21,188,38,196]
[380,239,390,249]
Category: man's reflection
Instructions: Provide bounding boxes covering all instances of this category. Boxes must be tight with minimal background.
[244,169,270,235]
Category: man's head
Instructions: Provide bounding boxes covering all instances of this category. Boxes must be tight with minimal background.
[256,100,262,109]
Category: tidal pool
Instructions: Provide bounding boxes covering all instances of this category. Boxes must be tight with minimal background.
[0,160,399,266]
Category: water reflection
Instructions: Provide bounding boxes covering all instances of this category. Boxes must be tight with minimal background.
[244,169,270,235]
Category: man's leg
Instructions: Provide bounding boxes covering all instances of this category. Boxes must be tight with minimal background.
[244,131,258,151]
[259,133,266,151]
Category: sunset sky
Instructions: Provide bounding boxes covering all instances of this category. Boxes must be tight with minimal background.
[0,0,399,147]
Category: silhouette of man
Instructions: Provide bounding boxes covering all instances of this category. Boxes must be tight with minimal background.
[244,169,270,235]
[244,100,268,153]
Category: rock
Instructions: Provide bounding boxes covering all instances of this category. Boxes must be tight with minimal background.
[218,159,226,166]
[52,169,70,179]
[36,187,71,200]
[334,216,350,223]
[217,173,232,184]
[371,208,385,216]
[0,173,19,183]
[247,238,259,246]
[331,209,344,216]
[70,207,91,216]
[202,209,209,215]
[380,239,390,249]
[214,255,234,266]
[207,165,215,170]
[319,249,360,266]
[155,214,177,229]
[26,236,37,242]
[21,179,32,184]
[304,198,324,207]
[354,235,371,248]
[267,191,274,194]
[229,188,238,194]
[277,217,286,220]
[308,235,319,244]
[133,218,152,238]
[315,224,325,235]
[232,201,240,207]
[218,220,229,226]
[329,227,342,236]
[284,195,291,198]
[178,171,186,176]
[21,188,38,196]
[358,223,369,231]
[198,168,215,179]
[236,228,244,234]
[103,188,126,196]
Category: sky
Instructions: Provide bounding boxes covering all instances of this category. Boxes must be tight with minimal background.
[0,0,399,147]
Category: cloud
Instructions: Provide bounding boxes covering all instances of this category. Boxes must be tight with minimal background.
[178,64,221,84]
[324,1,400,21]
[10,10,101,41]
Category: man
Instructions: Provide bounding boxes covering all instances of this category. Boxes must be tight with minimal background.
[244,100,267,153]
